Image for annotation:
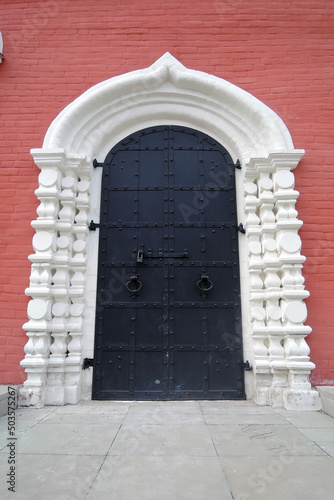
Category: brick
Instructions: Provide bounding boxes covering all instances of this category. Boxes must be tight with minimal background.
[0,0,334,387]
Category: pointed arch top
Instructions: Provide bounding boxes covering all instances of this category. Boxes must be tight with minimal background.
[42,53,298,162]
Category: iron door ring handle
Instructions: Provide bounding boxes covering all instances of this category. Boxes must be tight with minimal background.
[126,274,142,293]
[197,273,213,292]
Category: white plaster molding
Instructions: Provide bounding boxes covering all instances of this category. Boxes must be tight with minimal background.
[20,53,320,410]
[0,32,4,63]
[43,52,295,160]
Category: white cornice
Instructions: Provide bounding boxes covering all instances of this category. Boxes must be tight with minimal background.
[43,53,295,160]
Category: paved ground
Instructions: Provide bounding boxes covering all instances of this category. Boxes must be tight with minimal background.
[1,400,334,499]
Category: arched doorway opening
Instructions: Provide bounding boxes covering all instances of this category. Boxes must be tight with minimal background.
[93,125,244,400]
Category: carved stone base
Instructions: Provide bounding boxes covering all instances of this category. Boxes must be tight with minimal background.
[19,387,46,408]
[254,384,321,411]
[283,389,322,411]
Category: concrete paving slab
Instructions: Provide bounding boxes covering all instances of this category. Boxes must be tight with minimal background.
[41,411,126,425]
[204,413,288,425]
[53,401,131,415]
[127,401,202,415]
[315,441,334,459]
[279,411,334,428]
[200,401,277,415]
[87,455,233,500]
[316,386,334,398]
[110,423,216,457]
[1,401,334,499]
[0,391,8,418]
[208,423,326,457]
[0,414,39,437]
[297,426,334,443]
[318,396,334,418]
[123,403,205,425]
[0,432,8,451]
[14,407,57,420]
[131,401,202,409]
[220,455,334,500]
[0,453,104,500]
[0,422,121,456]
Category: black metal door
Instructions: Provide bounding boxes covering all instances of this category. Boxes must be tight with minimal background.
[92,126,244,400]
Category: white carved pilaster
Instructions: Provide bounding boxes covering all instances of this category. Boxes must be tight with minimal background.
[244,153,320,409]
[20,150,90,407]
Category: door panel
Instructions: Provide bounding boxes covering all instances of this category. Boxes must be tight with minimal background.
[135,309,165,346]
[92,125,245,400]
[108,150,137,186]
[138,151,165,186]
[173,308,203,345]
[138,191,165,222]
[100,352,130,392]
[107,191,136,221]
[174,352,204,391]
[134,352,165,393]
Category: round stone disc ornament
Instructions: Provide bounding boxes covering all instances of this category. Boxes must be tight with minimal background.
[73,240,86,253]
[27,299,48,320]
[280,233,301,253]
[32,232,53,252]
[284,301,307,324]
[39,169,58,187]
[275,170,295,189]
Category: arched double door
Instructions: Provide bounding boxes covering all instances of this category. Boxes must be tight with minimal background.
[92,126,244,400]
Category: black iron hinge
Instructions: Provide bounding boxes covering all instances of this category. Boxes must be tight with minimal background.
[244,360,252,371]
[237,223,246,234]
[93,159,104,168]
[229,159,241,169]
[89,220,100,231]
[82,358,94,370]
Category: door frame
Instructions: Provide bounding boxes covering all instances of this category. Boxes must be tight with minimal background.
[21,53,320,410]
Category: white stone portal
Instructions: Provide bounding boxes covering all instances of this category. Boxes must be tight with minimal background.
[20,53,321,410]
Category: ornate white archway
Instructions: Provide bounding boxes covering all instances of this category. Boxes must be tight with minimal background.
[20,53,320,410]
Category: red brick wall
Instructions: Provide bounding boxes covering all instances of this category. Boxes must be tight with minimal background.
[1,0,333,385]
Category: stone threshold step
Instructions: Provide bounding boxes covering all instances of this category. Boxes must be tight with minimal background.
[0,386,18,417]
[316,386,334,418]
[0,387,8,418]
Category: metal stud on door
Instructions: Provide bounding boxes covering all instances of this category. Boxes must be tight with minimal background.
[92,126,245,400]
